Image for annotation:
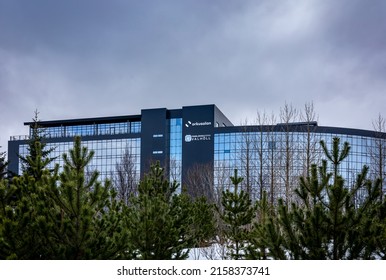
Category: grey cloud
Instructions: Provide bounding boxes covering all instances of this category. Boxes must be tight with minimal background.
[1,0,386,151]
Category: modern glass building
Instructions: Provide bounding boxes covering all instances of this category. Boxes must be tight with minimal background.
[8,104,386,202]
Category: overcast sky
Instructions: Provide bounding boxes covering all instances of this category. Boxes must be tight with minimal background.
[1,0,386,152]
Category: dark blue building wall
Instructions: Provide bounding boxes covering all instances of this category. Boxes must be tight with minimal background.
[181,105,216,186]
[140,108,168,177]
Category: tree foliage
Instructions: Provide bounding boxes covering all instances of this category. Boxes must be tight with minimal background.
[126,162,194,259]
[45,136,130,259]
[0,136,130,259]
[0,178,41,258]
[188,195,217,254]
[18,110,56,180]
[251,137,386,259]
[218,169,255,259]
[0,149,8,179]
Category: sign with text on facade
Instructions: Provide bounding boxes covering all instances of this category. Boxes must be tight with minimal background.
[184,134,211,142]
[184,120,212,128]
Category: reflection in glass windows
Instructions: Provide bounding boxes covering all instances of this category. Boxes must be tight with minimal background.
[43,121,141,139]
[169,118,182,190]
[214,131,377,203]
[19,138,141,182]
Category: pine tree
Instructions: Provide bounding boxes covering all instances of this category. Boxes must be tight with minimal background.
[18,110,56,180]
[257,137,384,259]
[190,196,216,248]
[0,112,56,259]
[0,177,15,258]
[0,136,130,259]
[45,136,130,259]
[0,169,52,259]
[347,171,384,259]
[246,191,276,260]
[218,169,255,259]
[0,121,54,259]
[268,163,331,259]
[127,162,194,259]
[375,198,386,259]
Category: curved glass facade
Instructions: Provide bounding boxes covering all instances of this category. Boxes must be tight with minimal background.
[215,129,385,202]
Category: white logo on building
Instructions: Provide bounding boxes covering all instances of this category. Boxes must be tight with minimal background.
[185,135,192,142]
[185,120,212,128]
